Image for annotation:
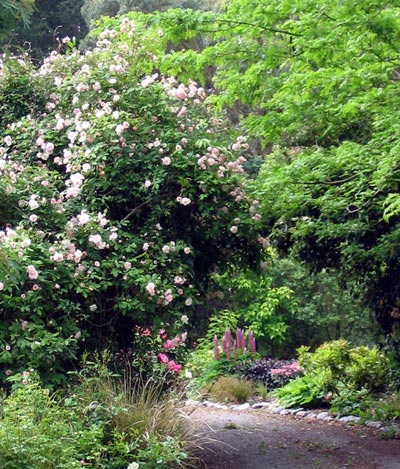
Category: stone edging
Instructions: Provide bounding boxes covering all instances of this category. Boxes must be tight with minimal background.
[185,399,399,435]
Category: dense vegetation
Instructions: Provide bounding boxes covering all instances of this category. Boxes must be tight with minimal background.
[1,0,400,466]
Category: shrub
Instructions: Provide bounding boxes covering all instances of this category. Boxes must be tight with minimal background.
[209,376,254,404]
[275,375,325,409]
[235,357,302,391]
[298,340,389,394]
[0,371,104,468]
[0,14,261,385]
[276,340,391,409]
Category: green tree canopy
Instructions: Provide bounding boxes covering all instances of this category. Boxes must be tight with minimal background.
[134,0,400,342]
[0,0,35,41]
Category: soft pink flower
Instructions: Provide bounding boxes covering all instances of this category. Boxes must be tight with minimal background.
[146,282,156,296]
[159,353,169,363]
[27,265,38,280]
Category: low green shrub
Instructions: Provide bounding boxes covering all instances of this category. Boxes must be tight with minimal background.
[209,376,255,404]
[276,340,391,409]
[275,375,325,408]
[0,371,104,469]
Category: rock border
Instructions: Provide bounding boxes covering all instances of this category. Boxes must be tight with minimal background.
[185,399,399,436]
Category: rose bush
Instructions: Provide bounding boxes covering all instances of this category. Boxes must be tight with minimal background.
[0,15,262,384]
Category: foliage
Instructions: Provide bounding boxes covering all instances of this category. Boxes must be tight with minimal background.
[0,16,261,384]
[209,376,254,404]
[114,324,188,383]
[69,356,194,468]
[275,375,326,409]
[0,0,35,42]
[211,266,294,352]
[0,371,105,468]
[0,363,195,468]
[124,1,400,345]
[268,256,377,352]
[3,0,88,60]
[277,340,391,409]
[235,358,302,391]
[298,340,389,394]
[0,55,47,130]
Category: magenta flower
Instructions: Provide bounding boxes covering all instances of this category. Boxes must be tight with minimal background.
[158,353,169,364]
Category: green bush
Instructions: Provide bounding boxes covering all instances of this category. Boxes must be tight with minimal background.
[0,372,104,468]
[276,340,390,409]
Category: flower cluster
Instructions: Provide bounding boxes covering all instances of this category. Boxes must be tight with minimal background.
[115,326,187,379]
[270,362,302,377]
[214,328,257,361]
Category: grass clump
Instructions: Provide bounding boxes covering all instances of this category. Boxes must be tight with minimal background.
[209,376,255,404]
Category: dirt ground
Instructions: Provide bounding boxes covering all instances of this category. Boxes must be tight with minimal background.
[188,407,400,469]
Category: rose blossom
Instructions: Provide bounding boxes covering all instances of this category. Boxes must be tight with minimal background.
[146,282,156,296]
[27,265,38,280]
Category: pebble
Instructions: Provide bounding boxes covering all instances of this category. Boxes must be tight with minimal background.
[365,420,383,429]
[317,412,330,419]
[231,403,251,411]
[185,399,201,407]
[252,402,270,409]
[338,416,361,423]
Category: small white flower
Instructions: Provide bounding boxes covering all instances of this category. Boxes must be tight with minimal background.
[127,463,140,469]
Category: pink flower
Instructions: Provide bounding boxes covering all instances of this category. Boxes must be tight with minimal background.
[175,87,187,100]
[146,282,156,296]
[230,225,238,234]
[159,353,169,364]
[161,156,171,166]
[142,328,151,337]
[30,213,38,222]
[184,247,191,254]
[177,106,187,117]
[27,265,38,280]
[164,289,173,303]
[163,339,174,349]
[167,360,182,372]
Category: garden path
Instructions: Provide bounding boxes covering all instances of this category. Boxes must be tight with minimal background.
[189,406,400,468]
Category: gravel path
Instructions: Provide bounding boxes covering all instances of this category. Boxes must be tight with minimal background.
[189,407,400,469]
